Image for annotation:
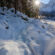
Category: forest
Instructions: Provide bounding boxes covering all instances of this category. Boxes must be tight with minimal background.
[0,0,39,17]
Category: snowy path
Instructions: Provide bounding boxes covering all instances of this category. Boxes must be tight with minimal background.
[42,20,55,37]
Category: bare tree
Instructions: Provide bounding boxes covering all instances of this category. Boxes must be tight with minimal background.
[14,0,18,14]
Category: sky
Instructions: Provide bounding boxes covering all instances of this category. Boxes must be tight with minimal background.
[40,0,50,4]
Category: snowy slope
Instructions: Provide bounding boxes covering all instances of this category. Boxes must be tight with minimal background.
[40,0,55,16]
[0,7,55,55]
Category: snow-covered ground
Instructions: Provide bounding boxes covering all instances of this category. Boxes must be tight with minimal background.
[40,0,55,16]
[0,7,55,55]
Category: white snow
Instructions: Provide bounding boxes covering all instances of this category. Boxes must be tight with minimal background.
[0,7,55,55]
[40,0,55,15]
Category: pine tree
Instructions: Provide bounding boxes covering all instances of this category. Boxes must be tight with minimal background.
[6,0,11,9]
[0,0,5,11]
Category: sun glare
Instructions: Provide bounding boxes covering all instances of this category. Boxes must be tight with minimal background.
[34,0,40,6]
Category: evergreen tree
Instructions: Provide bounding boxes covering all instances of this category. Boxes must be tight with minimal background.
[0,0,5,11]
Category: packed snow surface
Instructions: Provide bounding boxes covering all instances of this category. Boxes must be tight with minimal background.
[0,7,55,55]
